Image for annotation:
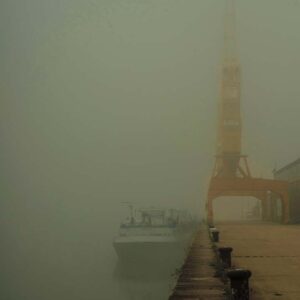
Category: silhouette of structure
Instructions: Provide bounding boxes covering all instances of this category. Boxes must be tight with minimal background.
[206,0,289,224]
[274,158,300,223]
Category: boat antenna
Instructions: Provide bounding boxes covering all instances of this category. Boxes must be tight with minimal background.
[121,202,134,219]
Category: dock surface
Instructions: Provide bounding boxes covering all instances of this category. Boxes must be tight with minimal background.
[169,226,227,299]
[217,222,300,300]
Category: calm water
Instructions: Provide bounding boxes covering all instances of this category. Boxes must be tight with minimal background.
[0,202,180,300]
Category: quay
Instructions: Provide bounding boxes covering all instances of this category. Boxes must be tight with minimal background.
[169,226,227,299]
[170,222,300,299]
[218,222,300,300]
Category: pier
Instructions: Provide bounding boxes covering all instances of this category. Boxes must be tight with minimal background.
[169,226,227,299]
[218,222,300,299]
[170,222,300,299]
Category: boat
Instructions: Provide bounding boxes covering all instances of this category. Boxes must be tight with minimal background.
[113,207,196,266]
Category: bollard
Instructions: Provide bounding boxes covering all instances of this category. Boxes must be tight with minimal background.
[227,269,252,300]
[209,227,215,237]
[210,228,219,242]
[218,247,233,268]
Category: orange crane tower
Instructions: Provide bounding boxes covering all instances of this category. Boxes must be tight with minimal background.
[215,0,245,178]
[206,0,290,224]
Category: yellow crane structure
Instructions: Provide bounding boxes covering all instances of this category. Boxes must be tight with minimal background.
[206,0,290,224]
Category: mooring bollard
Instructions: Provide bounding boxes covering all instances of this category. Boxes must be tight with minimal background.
[218,247,233,268]
[210,228,219,242]
[209,227,215,236]
[227,269,252,300]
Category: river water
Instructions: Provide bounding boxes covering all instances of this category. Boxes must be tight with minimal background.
[0,200,182,300]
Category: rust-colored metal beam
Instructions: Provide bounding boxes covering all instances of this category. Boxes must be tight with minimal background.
[207,177,290,224]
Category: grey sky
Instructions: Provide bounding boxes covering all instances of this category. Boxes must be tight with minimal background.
[1,0,299,221]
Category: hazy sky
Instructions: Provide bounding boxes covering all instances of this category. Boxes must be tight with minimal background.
[1,0,300,223]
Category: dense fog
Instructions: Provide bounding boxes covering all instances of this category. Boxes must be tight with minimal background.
[1,0,299,299]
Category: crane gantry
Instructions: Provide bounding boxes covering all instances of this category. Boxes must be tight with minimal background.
[206,0,290,224]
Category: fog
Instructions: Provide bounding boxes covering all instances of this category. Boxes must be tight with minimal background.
[1,0,299,299]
